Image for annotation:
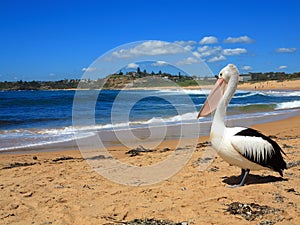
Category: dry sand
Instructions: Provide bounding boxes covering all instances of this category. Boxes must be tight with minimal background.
[1,115,300,224]
[238,79,300,91]
[121,79,300,91]
[188,79,300,91]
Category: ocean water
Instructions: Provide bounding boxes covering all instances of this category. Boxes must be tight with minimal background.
[1,89,300,152]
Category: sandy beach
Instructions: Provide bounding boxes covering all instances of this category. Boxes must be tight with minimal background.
[121,79,300,91]
[238,79,300,91]
[195,79,300,91]
[1,113,300,224]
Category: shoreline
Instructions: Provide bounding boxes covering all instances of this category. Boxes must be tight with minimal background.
[0,115,299,224]
[1,114,300,156]
[77,79,300,91]
[1,79,300,92]
[1,107,300,155]
[64,79,300,91]
[57,79,300,91]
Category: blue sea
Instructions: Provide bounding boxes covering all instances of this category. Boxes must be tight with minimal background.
[1,89,300,152]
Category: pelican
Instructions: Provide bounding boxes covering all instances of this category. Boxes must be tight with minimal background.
[198,64,287,187]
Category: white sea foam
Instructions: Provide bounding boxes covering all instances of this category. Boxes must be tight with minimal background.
[157,89,211,95]
[0,131,78,152]
[275,100,300,110]
[1,106,299,152]
[182,89,211,95]
[233,92,257,98]
[263,90,300,97]
[109,111,198,128]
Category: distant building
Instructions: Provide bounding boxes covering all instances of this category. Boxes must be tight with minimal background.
[239,74,251,82]
[195,76,216,81]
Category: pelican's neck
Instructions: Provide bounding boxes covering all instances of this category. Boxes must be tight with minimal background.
[212,78,238,132]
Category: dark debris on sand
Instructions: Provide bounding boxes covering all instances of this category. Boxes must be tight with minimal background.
[125,145,154,157]
[285,188,300,196]
[52,156,74,162]
[196,141,211,149]
[225,202,283,222]
[105,218,185,225]
[192,157,214,167]
[282,144,294,149]
[160,147,171,153]
[2,162,37,169]
[287,160,300,169]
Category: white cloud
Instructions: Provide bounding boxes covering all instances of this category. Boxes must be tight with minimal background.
[197,46,222,58]
[223,48,247,56]
[177,57,198,65]
[207,55,227,63]
[173,40,197,51]
[151,60,168,66]
[199,36,218,45]
[276,48,297,53]
[241,65,253,71]
[223,35,254,44]
[196,45,248,63]
[277,65,287,70]
[197,45,227,62]
[174,40,197,46]
[192,51,201,58]
[111,40,187,58]
[126,63,139,69]
[183,45,195,51]
[82,67,96,72]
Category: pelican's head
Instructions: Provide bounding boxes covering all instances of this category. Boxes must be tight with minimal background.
[218,64,239,83]
[197,64,239,118]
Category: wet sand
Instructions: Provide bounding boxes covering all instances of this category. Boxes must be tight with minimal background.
[1,115,300,224]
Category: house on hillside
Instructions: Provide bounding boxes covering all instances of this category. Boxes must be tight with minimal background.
[239,74,252,82]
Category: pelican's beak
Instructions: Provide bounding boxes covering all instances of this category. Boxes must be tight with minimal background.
[197,78,227,118]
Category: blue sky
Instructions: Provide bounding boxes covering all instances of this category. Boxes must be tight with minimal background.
[0,0,299,81]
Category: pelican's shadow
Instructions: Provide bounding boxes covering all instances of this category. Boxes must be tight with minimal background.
[222,174,288,186]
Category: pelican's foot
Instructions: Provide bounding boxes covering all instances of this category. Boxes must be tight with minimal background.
[226,169,250,188]
[227,184,245,188]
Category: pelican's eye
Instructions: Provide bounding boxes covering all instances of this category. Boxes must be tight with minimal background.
[219,73,223,77]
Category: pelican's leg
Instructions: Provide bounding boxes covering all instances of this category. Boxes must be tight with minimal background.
[228,169,250,188]
[238,169,250,186]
